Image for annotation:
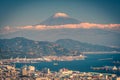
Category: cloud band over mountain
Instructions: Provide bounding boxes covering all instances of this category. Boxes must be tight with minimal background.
[1,22,120,34]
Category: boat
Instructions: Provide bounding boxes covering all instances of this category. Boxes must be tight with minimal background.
[53,62,58,66]
[98,58,113,61]
[113,61,120,64]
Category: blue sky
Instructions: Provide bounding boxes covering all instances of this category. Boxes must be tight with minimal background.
[0,0,120,27]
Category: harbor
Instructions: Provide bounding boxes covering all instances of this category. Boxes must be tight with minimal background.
[0,55,86,64]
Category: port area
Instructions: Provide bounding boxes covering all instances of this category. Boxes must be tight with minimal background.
[91,66,120,74]
[113,61,120,64]
[0,55,86,64]
[0,64,119,80]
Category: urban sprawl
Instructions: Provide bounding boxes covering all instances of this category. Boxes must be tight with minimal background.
[0,55,120,80]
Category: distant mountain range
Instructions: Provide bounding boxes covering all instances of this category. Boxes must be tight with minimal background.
[0,37,71,59]
[56,39,120,52]
[0,37,120,59]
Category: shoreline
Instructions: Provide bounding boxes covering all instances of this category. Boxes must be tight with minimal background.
[82,51,120,54]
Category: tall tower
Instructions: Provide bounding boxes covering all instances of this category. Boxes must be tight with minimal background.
[42,68,51,74]
[28,65,35,73]
[21,65,28,76]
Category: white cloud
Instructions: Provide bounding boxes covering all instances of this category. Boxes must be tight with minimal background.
[16,25,33,30]
[32,23,120,30]
[0,26,17,34]
[1,22,120,34]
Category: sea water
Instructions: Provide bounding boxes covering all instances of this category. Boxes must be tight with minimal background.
[15,53,120,75]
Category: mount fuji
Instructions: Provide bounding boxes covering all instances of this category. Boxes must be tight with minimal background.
[40,12,80,25]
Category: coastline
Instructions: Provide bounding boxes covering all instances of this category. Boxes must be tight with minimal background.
[82,51,120,54]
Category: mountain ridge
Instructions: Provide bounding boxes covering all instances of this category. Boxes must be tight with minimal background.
[0,37,72,59]
[56,39,120,52]
[0,37,120,59]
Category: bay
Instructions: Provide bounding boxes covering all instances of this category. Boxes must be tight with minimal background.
[15,53,120,75]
